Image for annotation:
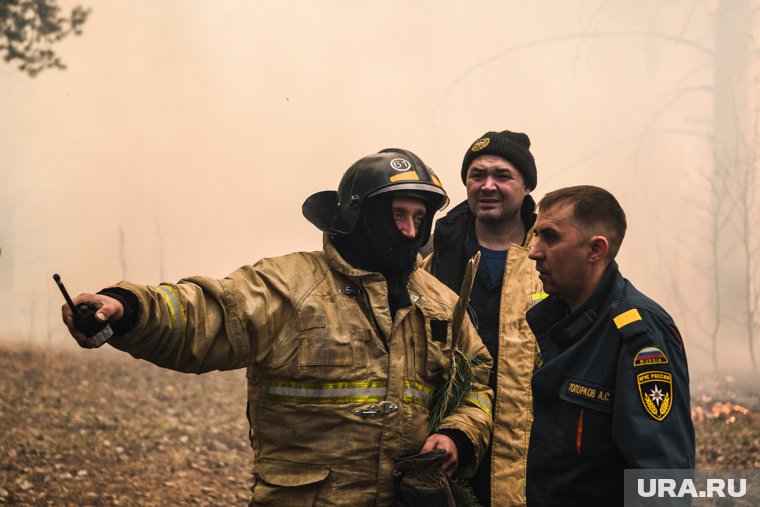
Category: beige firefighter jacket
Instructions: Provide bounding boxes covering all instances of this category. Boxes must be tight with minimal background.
[108,235,494,507]
[421,226,543,506]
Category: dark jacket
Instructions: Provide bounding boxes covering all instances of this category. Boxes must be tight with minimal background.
[422,197,543,507]
[526,261,695,507]
[423,198,536,294]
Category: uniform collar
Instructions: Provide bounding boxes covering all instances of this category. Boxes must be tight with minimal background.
[580,260,623,314]
[528,261,623,350]
[435,195,537,249]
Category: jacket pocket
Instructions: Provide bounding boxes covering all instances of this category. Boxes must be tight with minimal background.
[410,315,451,381]
[297,313,354,367]
[299,342,353,366]
[558,378,614,457]
[423,317,451,380]
[252,458,330,505]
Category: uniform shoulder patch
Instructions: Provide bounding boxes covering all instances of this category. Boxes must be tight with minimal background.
[612,306,648,338]
[636,370,673,421]
[614,308,642,329]
[633,346,669,367]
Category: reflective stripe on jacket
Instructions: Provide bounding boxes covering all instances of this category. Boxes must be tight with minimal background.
[422,198,542,506]
[108,234,493,507]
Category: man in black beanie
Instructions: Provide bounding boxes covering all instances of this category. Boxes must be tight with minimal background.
[422,130,543,506]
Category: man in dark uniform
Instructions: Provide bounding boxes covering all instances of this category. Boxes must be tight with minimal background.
[525,185,694,506]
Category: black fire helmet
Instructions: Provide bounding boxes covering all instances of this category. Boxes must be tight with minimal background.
[302,148,449,241]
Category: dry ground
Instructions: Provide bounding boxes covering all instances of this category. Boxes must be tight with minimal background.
[0,343,251,506]
[0,342,758,506]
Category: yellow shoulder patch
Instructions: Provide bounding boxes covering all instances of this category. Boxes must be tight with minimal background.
[614,308,642,329]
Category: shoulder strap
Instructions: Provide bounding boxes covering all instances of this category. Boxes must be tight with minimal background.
[611,300,648,339]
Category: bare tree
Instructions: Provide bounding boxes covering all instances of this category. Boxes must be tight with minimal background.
[118,226,127,280]
[156,220,166,283]
[733,103,760,373]
[433,1,760,371]
[709,0,757,373]
[664,163,728,372]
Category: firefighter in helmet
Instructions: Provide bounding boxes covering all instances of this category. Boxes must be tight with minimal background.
[62,148,494,506]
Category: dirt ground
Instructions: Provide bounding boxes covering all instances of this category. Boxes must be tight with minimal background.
[0,343,251,506]
[0,342,758,506]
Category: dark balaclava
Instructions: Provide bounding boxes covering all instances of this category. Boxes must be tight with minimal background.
[333,193,432,315]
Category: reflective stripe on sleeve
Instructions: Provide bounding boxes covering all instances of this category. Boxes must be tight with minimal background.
[402,380,433,408]
[531,292,549,306]
[463,391,493,417]
[156,285,186,342]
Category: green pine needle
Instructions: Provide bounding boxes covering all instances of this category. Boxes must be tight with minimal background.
[451,480,483,507]
[427,350,490,435]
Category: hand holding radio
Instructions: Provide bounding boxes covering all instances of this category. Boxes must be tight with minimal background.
[54,274,123,348]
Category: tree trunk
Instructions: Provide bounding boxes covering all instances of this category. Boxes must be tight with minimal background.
[713,0,755,371]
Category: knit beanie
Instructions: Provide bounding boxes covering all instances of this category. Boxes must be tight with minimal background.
[460,130,537,190]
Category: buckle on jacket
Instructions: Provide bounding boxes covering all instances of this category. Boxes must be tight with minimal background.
[353,401,398,419]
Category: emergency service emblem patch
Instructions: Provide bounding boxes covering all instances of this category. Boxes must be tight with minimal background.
[633,346,669,367]
[636,370,673,421]
[471,137,490,152]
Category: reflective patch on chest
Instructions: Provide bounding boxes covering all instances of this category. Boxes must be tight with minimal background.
[559,378,613,412]
[633,346,669,367]
[637,370,673,421]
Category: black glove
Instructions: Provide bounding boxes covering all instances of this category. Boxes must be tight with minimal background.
[393,448,455,507]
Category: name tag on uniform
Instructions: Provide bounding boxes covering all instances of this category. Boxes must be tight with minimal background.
[559,378,614,412]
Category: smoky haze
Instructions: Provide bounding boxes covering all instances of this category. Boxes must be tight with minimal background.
[1,1,759,373]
